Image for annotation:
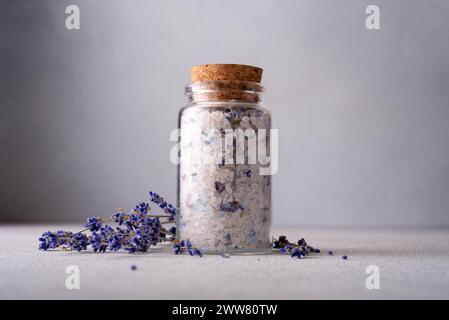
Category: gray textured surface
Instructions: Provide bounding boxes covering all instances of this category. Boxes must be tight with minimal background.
[1,225,448,299]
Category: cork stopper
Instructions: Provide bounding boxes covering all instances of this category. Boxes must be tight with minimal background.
[191,64,263,83]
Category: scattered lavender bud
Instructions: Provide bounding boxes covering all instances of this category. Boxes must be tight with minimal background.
[135,202,149,214]
[130,265,137,271]
[342,255,348,260]
[291,247,302,259]
[173,239,202,257]
[189,248,203,257]
[68,232,89,251]
[84,217,102,232]
[173,246,182,255]
[328,251,333,255]
[89,231,107,252]
[185,240,192,251]
[278,235,287,244]
[38,231,60,250]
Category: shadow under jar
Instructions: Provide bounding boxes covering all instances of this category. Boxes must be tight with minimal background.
[178,64,272,254]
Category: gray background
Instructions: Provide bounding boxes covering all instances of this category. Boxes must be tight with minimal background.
[1,0,448,227]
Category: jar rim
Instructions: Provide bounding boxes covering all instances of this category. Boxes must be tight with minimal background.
[185,80,264,97]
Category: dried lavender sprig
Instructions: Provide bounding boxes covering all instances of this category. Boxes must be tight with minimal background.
[39,191,180,254]
[272,235,348,260]
[272,235,318,259]
[149,191,177,222]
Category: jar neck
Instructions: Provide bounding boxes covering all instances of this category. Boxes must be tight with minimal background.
[185,80,264,104]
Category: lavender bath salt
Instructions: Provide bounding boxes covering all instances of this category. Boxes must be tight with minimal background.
[178,64,272,254]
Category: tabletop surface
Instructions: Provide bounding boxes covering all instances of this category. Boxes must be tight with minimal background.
[1,224,448,299]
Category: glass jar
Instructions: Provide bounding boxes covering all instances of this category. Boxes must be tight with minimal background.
[177,65,272,254]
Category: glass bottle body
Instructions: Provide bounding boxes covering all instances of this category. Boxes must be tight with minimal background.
[178,81,271,254]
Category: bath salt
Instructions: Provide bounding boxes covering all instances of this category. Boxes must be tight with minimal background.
[178,64,272,254]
